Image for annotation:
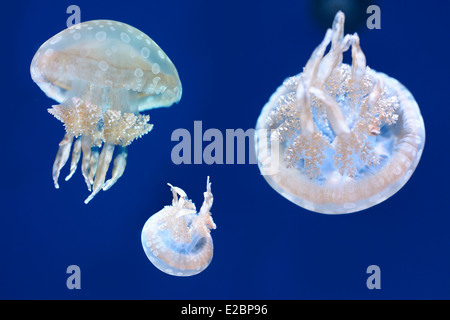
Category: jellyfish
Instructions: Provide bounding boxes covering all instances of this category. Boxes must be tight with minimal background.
[141,177,216,276]
[30,20,182,203]
[255,11,425,214]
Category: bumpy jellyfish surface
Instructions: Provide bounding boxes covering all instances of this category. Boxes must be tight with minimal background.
[255,12,425,214]
[141,177,216,276]
[30,20,182,203]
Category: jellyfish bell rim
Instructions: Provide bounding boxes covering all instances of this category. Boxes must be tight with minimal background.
[30,19,182,113]
[255,68,425,215]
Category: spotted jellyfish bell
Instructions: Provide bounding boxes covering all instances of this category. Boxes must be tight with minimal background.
[141,177,216,276]
[30,20,182,203]
[254,11,425,214]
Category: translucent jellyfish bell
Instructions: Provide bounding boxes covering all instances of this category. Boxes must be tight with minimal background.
[255,12,425,214]
[141,177,216,276]
[30,20,182,203]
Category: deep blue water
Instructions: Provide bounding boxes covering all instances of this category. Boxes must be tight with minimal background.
[1,0,449,299]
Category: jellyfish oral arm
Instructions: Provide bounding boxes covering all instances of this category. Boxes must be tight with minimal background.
[296,77,315,136]
[164,177,216,238]
[84,143,115,204]
[194,177,216,235]
[291,14,354,145]
[48,92,153,203]
[308,86,351,138]
[52,134,74,189]
[290,14,388,151]
[65,135,81,181]
[350,34,367,85]
[102,146,127,191]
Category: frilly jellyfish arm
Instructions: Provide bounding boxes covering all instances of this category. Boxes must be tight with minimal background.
[193,177,216,235]
[65,136,82,182]
[255,11,425,214]
[102,146,127,191]
[303,29,333,86]
[296,77,315,135]
[30,20,182,203]
[52,134,74,189]
[331,11,345,48]
[141,177,216,277]
[350,34,367,85]
[84,143,115,204]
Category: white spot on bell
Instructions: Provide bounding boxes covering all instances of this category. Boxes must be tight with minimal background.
[141,47,150,58]
[152,63,160,74]
[45,48,54,57]
[135,68,144,77]
[120,32,130,43]
[95,31,107,42]
[99,60,109,71]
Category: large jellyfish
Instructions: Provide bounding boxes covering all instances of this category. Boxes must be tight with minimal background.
[255,12,425,214]
[30,20,182,203]
[141,177,216,276]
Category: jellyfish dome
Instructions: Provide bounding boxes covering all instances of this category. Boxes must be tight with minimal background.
[30,20,182,203]
[141,177,216,276]
[255,12,425,214]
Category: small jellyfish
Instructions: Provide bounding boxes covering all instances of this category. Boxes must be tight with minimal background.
[30,20,182,203]
[141,177,216,276]
[255,12,425,214]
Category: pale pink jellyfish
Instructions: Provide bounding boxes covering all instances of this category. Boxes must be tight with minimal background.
[30,20,182,203]
[255,12,425,214]
[141,177,216,276]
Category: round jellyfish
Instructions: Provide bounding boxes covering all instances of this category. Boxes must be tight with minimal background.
[141,177,216,276]
[30,20,182,203]
[255,11,425,214]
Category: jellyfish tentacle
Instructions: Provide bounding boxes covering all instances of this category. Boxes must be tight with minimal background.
[368,76,384,106]
[316,33,353,86]
[331,10,345,48]
[65,136,82,181]
[309,86,351,137]
[80,135,93,191]
[103,146,128,191]
[194,176,216,235]
[169,183,187,200]
[167,183,179,204]
[52,134,74,189]
[303,29,333,86]
[84,143,115,204]
[88,146,100,187]
[296,76,315,135]
[350,33,367,85]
